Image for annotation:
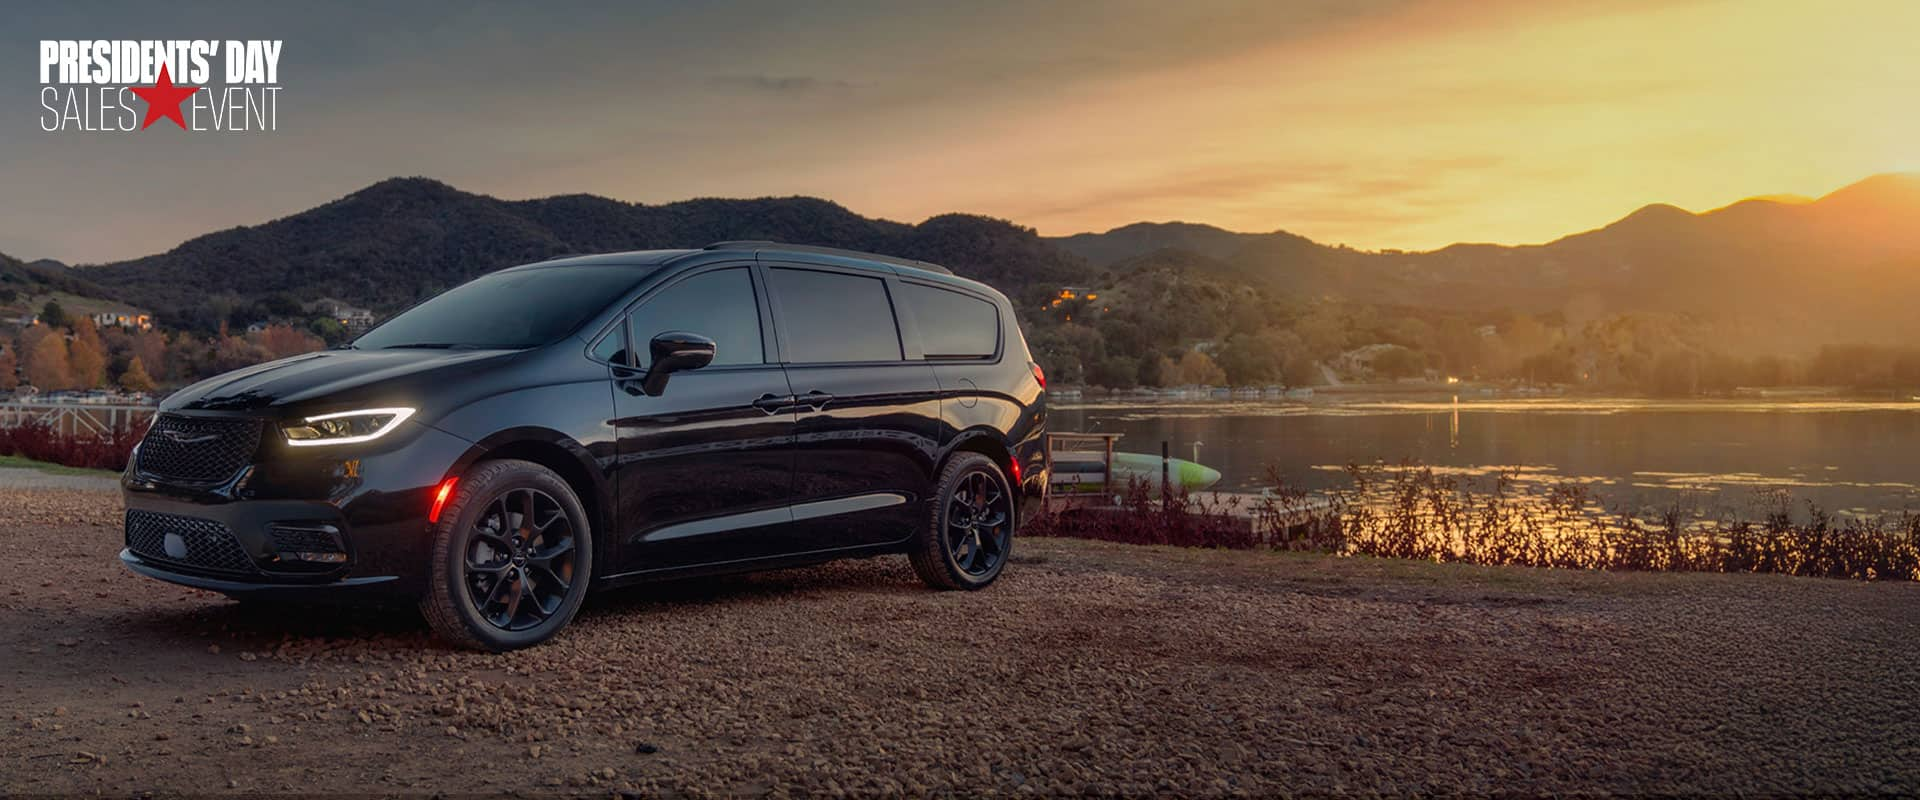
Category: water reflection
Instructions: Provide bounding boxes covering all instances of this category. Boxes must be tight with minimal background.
[1052,400,1920,513]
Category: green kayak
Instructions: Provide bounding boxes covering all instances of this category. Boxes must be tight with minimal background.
[1049,451,1222,495]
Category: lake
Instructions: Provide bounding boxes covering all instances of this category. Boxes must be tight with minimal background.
[1050,399,1920,517]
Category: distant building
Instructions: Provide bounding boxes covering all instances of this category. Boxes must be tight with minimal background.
[1046,287,1099,309]
[1044,286,1109,322]
[89,310,153,330]
[315,299,377,334]
[1334,343,1407,376]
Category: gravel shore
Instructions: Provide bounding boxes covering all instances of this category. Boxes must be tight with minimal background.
[3,477,1919,796]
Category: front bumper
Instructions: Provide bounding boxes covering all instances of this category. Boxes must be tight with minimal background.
[120,549,399,595]
[119,419,474,597]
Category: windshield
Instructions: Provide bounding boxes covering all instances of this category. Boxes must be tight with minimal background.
[354,266,653,350]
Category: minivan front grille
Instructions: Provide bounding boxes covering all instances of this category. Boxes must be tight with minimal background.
[124,510,256,574]
[136,414,262,485]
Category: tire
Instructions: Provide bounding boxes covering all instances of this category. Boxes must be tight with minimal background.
[909,452,1015,591]
[419,459,594,651]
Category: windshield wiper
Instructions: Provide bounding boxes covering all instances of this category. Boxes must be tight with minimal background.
[377,343,479,350]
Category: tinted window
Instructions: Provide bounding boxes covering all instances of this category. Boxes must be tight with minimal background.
[629,268,763,369]
[356,266,652,350]
[767,268,901,363]
[901,283,998,358]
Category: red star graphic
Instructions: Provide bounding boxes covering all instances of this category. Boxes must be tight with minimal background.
[130,63,198,130]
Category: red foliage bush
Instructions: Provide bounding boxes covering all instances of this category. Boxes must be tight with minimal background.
[1026,478,1260,549]
[0,420,141,472]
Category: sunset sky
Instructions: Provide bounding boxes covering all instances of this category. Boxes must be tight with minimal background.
[4,0,1917,263]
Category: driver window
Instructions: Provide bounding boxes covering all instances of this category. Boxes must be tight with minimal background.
[628,268,764,369]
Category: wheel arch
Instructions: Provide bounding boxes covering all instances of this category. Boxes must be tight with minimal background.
[940,428,1018,506]
[449,428,611,565]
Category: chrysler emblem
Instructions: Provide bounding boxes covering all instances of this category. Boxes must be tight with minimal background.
[161,429,220,445]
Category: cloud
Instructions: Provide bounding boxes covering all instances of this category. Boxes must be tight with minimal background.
[711,74,865,93]
[1011,155,1508,236]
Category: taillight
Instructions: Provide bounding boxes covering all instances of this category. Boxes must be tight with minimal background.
[1030,361,1046,389]
[428,477,459,524]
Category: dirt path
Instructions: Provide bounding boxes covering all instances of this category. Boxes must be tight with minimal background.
[4,479,1919,796]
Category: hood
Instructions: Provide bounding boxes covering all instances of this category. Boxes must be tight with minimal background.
[164,347,520,414]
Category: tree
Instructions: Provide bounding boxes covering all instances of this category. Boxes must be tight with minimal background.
[68,318,106,388]
[118,356,156,393]
[165,333,212,383]
[25,333,71,390]
[130,329,168,379]
[39,300,68,329]
[250,323,323,360]
[0,346,17,391]
[310,316,347,344]
[1138,354,1176,388]
[1087,356,1138,389]
[1175,351,1226,386]
[1372,346,1427,381]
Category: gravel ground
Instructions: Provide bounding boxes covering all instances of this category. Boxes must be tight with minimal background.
[4,478,1920,796]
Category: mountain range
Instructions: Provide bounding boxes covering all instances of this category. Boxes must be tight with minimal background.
[1054,173,1920,347]
[14,173,1920,348]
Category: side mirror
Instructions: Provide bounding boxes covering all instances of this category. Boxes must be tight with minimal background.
[641,331,716,396]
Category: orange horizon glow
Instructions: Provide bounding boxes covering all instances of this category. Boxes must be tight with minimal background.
[7,1,1918,263]
[811,0,1920,250]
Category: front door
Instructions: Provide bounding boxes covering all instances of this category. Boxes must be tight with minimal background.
[609,265,799,573]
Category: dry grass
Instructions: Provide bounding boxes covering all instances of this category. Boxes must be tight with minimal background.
[1033,463,1920,581]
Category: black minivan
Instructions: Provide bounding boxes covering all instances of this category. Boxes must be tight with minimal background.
[120,242,1047,650]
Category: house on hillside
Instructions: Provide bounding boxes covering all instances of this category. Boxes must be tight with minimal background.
[89,309,153,330]
[314,299,377,334]
[1334,344,1413,378]
[1043,286,1110,322]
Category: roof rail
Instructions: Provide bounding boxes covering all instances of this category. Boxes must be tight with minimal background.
[703,240,953,275]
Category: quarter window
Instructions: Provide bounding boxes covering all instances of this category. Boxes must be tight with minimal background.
[628,268,764,369]
[591,322,629,365]
[767,268,902,363]
[900,283,998,358]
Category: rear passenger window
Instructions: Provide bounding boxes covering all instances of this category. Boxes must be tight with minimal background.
[901,283,998,358]
[629,268,764,369]
[767,268,902,363]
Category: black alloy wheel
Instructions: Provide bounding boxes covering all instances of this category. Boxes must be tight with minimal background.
[420,459,593,651]
[463,487,577,632]
[909,452,1015,590]
[947,469,1011,578]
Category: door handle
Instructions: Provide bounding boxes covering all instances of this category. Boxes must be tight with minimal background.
[800,390,835,410]
[752,393,794,414]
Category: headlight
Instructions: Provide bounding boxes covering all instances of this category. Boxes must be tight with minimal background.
[281,407,415,447]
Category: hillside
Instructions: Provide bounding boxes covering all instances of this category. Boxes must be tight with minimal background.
[1054,174,1920,346]
[0,252,110,301]
[80,178,1091,319]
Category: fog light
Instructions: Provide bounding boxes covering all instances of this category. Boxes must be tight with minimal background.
[267,523,347,567]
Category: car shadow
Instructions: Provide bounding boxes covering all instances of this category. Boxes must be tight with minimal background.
[98,555,923,651]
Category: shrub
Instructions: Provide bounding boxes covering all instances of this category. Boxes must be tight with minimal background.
[0,420,141,472]
[1029,460,1920,582]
